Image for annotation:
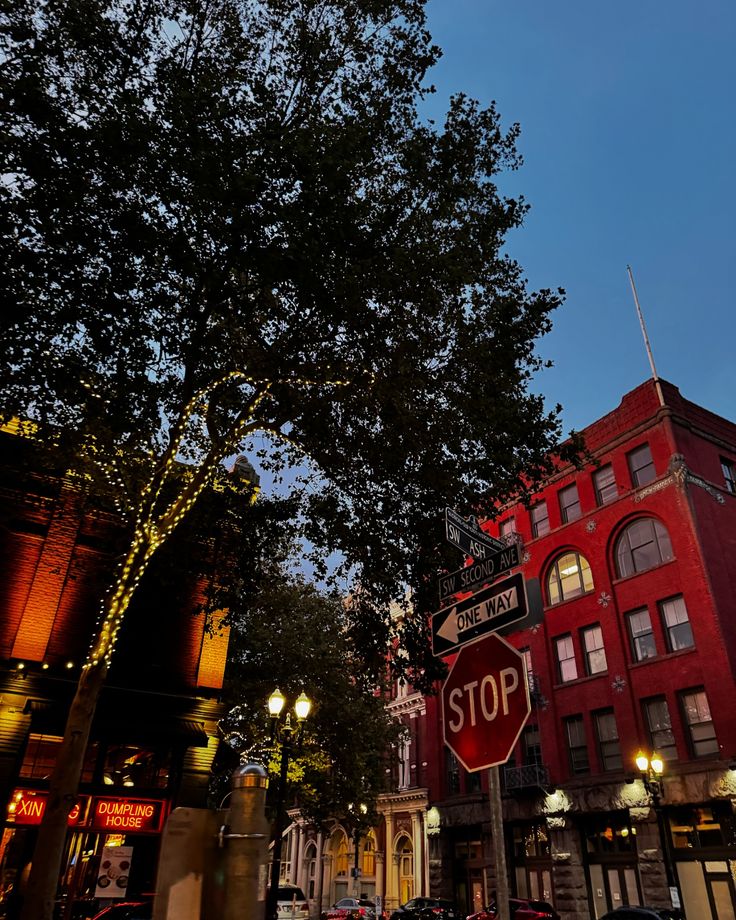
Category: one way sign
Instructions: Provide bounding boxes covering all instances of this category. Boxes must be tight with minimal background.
[432,572,529,657]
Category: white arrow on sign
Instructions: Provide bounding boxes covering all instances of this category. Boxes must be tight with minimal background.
[438,585,520,646]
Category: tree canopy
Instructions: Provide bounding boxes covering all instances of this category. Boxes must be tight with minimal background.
[1,0,569,654]
[214,578,402,826]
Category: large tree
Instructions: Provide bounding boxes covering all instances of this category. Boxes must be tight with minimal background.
[0,0,572,915]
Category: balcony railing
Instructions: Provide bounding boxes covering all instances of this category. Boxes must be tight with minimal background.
[503,763,550,791]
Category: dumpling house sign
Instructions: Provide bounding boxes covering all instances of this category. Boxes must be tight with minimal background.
[7,790,165,834]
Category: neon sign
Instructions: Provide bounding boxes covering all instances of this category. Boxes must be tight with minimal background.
[7,790,87,826]
[91,798,163,833]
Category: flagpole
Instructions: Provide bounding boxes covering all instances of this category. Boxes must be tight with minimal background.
[627,265,664,407]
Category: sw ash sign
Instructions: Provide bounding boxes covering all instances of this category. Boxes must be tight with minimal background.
[432,572,528,657]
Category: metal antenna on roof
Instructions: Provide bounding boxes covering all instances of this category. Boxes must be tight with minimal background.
[627,265,665,407]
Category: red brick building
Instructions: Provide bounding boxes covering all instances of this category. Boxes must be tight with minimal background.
[0,426,232,918]
[415,378,736,920]
[233,378,736,920]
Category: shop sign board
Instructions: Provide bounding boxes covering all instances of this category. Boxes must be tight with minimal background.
[6,789,88,826]
[441,632,531,772]
[432,572,528,657]
[90,797,165,833]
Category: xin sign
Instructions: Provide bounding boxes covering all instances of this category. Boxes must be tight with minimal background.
[7,790,88,826]
[445,508,504,559]
[432,572,528,657]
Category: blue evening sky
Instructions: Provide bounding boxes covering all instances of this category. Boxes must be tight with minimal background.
[424,0,736,433]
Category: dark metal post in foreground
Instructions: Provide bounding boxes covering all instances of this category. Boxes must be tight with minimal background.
[223,763,270,920]
[265,725,293,920]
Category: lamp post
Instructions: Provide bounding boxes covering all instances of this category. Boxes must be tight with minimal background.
[348,802,369,898]
[635,750,681,911]
[265,689,312,920]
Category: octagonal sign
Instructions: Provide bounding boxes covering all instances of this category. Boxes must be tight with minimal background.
[442,632,531,772]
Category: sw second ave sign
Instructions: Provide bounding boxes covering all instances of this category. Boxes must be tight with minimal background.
[432,572,528,657]
[442,632,531,772]
[438,542,522,607]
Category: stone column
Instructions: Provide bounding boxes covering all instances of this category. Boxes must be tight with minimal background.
[547,816,589,920]
[384,812,396,910]
[411,810,423,895]
[633,807,670,908]
[376,851,385,904]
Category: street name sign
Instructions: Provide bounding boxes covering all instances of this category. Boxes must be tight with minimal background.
[445,508,504,558]
[438,542,521,606]
[432,572,528,657]
[442,632,531,772]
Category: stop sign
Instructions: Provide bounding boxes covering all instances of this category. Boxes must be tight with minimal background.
[442,632,531,772]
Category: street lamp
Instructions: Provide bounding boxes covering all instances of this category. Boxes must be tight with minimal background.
[347,802,369,898]
[635,750,681,910]
[265,689,311,920]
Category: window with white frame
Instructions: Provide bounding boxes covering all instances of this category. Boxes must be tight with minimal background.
[659,595,694,652]
[593,464,618,506]
[581,624,608,675]
[680,688,719,758]
[559,483,581,523]
[547,551,594,604]
[720,457,736,494]
[642,697,678,761]
[626,608,657,661]
[594,709,622,772]
[615,518,673,578]
[555,635,578,683]
[531,501,550,537]
[627,443,656,487]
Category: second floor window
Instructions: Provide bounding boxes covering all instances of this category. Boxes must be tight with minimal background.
[582,625,608,675]
[555,635,578,683]
[628,443,656,487]
[531,502,550,538]
[594,710,622,772]
[643,697,678,761]
[559,483,581,523]
[499,517,516,538]
[615,517,673,578]
[681,688,719,758]
[660,596,694,652]
[721,457,736,494]
[522,724,542,765]
[627,608,657,661]
[565,715,589,774]
[593,464,618,505]
[547,551,594,605]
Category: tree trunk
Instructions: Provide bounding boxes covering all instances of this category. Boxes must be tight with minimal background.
[21,660,108,920]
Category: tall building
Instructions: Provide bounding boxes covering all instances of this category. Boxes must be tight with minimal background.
[282,378,736,920]
[0,427,232,918]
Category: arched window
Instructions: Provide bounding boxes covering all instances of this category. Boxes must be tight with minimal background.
[333,831,349,876]
[615,518,673,578]
[305,842,317,899]
[547,551,594,605]
[362,833,376,877]
[397,836,414,904]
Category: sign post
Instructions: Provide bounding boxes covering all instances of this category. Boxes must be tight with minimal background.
[441,633,530,920]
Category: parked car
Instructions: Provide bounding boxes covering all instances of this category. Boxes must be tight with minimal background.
[468,899,560,920]
[390,897,460,920]
[321,897,387,919]
[90,903,152,920]
[271,884,310,919]
[598,908,685,920]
